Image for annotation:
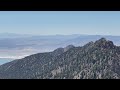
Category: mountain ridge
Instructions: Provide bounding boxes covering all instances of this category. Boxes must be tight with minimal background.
[1,34,120,60]
[0,38,120,79]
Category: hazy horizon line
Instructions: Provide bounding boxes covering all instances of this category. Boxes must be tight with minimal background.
[1,32,120,36]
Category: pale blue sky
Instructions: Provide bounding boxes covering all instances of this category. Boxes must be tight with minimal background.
[0,11,120,35]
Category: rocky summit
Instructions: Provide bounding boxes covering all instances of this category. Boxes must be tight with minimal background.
[0,38,120,79]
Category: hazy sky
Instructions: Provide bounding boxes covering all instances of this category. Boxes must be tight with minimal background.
[0,11,120,35]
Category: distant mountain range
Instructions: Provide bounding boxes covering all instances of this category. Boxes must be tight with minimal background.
[0,33,32,38]
[1,33,120,59]
[0,38,120,79]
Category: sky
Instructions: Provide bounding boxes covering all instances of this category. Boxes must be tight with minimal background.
[0,11,120,35]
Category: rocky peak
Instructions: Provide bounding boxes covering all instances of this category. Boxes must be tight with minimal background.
[64,45,75,52]
[53,45,75,56]
[94,38,115,49]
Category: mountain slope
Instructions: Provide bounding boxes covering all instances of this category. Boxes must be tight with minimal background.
[0,38,120,79]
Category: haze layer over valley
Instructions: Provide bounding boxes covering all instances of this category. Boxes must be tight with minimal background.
[1,33,120,60]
